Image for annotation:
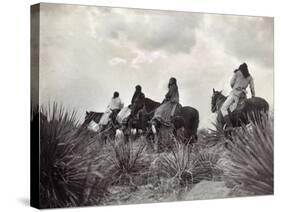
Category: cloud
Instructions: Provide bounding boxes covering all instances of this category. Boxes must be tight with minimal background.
[109,57,127,66]
[131,50,166,69]
[90,8,203,54]
[205,15,274,68]
[39,4,274,128]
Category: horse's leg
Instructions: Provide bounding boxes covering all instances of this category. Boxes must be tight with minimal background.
[173,128,177,139]
[154,133,158,153]
[216,113,225,130]
[223,129,234,143]
[151,121,160,153]
[183,128,194,145]
[156,125,173,152]
[123,128,130,143]
[100,133,107,145]
[123,117,133,143]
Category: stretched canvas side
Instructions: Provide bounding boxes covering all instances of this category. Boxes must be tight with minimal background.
[30,3,40,209]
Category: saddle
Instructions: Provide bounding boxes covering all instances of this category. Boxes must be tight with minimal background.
[173,103,182,117]
[228,94,247,114]
[171,104,183,126]
[109,109,121,124]
[236,97,247,111]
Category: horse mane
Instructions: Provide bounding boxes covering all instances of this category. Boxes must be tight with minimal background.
[144,97,160,113]
[84,111,103,125]
[212,91,227,113]
[217,92,226,100]
[91,112,103,121]
[145,97,160,105]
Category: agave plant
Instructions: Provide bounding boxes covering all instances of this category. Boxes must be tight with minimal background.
[38,103,109,208]
[157,141,221,187]
[106,139,148,186]
[220,114,273,196]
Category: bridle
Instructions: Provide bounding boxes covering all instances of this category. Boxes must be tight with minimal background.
[212,93,226,113]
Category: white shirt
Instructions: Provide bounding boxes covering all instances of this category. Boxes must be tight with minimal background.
[107,97,124,110]
[230,70,255,97]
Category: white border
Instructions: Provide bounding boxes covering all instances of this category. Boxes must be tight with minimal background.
[0,0,279,211]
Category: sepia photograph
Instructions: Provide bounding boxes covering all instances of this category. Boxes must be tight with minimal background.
[31,3,274,209]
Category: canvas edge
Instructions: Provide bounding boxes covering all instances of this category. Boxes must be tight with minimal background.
[34,2,274,18]
[30,3,40,209]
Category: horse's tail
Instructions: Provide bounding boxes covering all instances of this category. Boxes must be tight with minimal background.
[232,97,270,127]
[264,100,269,113]
[259,98,270,121]
[191,109,200,140]
[250,97,270,121]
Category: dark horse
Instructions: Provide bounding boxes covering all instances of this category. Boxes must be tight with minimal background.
[130,97,199,143]
[129,97,160,132]
[211,88,269,128]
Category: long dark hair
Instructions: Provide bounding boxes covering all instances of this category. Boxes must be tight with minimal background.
[237,63,250,78]
[113,91,119,99]
[135,85,142,92]
[168,77,177,88]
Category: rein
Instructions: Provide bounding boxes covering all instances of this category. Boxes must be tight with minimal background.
[215,95,226,113]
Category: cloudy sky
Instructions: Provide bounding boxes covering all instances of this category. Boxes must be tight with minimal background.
[38,3,274,128]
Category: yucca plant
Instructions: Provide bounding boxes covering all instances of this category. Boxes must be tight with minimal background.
[39,103,108,208]
[220,114,273,196]
[106,139,148,186]
[157,141,221,187]
[201,122,229,148]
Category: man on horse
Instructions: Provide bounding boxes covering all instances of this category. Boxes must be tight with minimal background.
[126,85,146,133]
[131,85,145,105]
[221,63,255,129]
[152,77,180,127]
[130,85,145,115]
[99,91,124,130]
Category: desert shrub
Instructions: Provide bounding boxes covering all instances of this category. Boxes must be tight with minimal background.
[219,114,273,196]
[157,141,221,187]
[106,139,149,186]
[200,123,228,148]
[38,103,109,208]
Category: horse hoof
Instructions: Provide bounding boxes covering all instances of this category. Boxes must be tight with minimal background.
[131,128,137,135]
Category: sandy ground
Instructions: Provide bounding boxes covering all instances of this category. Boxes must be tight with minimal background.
[183,180,230,201]
[105,180,230,206]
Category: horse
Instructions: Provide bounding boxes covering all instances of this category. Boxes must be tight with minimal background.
[129,97,160,133]
[80,111,103,131]
[79,110,120,141]
[130,97,199,145]
[211,88,269,129]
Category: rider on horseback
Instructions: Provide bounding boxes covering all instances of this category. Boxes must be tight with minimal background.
[99,91,124,130]
[130,85,145,115]
[221,63,255,130]
[128,85,146,132]
[131,85,145,105]
[152,77,180,127]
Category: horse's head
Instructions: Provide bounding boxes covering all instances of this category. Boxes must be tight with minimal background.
[84,111,102,124]
[84,111,93,124]
[211,88,223,113]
